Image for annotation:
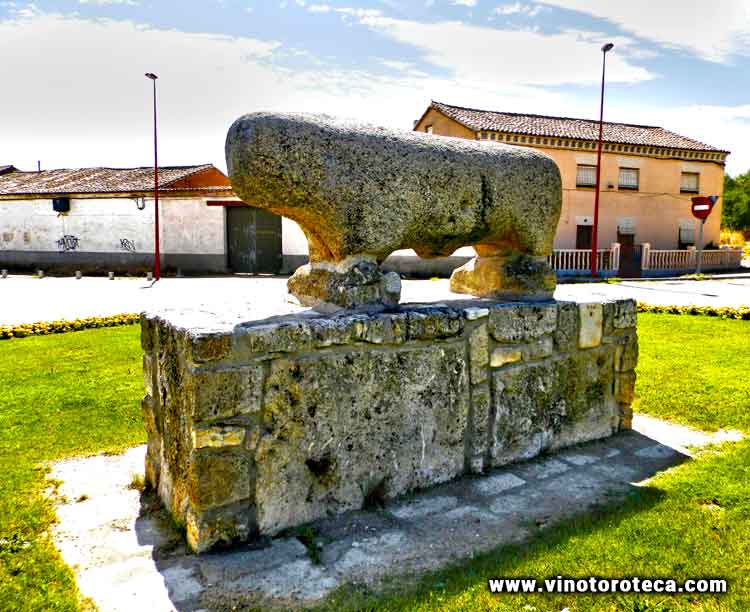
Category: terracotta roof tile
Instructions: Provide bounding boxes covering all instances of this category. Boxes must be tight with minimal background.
[0,164,226,196]
[428,101,728,153]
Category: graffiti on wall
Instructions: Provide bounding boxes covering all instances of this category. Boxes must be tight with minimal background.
[119,238,136,253]
[57,235,80,252]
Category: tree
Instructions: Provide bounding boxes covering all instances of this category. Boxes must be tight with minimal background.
[722,171,750,231]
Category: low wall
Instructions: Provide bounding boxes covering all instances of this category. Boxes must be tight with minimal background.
[141,298,637,552]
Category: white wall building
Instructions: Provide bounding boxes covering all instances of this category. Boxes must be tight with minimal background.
[0,164,308,274]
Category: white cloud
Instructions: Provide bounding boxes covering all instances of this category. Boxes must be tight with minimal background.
[636,105,750,175]
[450,0,478,6]
[358,14,653,85]
[2,9,746,177]
[494,3,540,17]
[79,0,139,5]
[0,10,570,172]
[307,3,331,12]
[533,0,750,63]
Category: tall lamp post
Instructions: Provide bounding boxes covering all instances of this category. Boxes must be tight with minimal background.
[591,42,614,278]
[145,72,160,281]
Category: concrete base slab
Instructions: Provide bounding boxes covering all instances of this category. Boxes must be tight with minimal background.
[50,417,742,611]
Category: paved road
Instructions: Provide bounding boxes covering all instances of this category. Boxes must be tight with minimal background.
[1,274,748,326]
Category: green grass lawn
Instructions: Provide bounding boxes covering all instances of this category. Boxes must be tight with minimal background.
[0,326,144,611]
[0,314,748,611]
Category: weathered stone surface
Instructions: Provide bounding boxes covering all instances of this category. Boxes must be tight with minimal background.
[578,302,603,348]
[489,302,557,343]
[449,254,556,301]
[288,258,401,312]
[189,332,233,364]
[523,336,554,360]
[226,112,562,310]
[468,324,489,384]
[407,307,463,339]
[188,449,252,511]
[186,503,256,554]
[554,301,579,351]
[141,298,636,552]
[188,365,264,422]
[490,349,617,467]
[192,426,246,449]
[615,370,637,404]
[490,346,523,368]
[468,382,491,472]
[615,331,639,372]
[254,343,470,535]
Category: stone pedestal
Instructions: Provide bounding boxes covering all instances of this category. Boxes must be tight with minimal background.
[141,298,637,552]
[287,257,401,312]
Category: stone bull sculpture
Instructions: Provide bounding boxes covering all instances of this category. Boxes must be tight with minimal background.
[226,112,562,312]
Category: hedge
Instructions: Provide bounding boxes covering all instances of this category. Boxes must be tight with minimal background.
[0,314,140,339]
[637,303,750,320]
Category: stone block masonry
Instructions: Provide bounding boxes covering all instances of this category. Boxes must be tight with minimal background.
[141,298,637,552]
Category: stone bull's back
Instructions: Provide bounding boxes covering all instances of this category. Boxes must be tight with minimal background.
[227,112,560,260]
[226,112,562,312]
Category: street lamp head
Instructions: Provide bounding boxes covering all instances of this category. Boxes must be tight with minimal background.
[601,42,614,53]
[145,72,158,80]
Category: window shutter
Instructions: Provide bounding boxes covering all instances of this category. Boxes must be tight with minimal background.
[681,172,699,192]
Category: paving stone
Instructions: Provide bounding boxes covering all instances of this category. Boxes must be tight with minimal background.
[389,495,459,520]
[472,472,526,496]
[441,505,500,523]
[161,564,204,603]
[634,444,683,460]
[560,452,600,466]
[199,538,308,584]
[332,531,411,577]
[223,558,339,601]
[51,418,742,611]
[488,492,537,516]
[516,457,570,480]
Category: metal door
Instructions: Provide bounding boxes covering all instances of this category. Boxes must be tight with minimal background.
[227,207,255,273]
[617,233,642,278]
[226,206,282,274]
[254,208,282,274]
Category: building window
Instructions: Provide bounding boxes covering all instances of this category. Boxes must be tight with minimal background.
[618,167,639,190]
[680,172,699,193]
[678,226,695,249]
[425,125,433,134]
[576,164,597,187]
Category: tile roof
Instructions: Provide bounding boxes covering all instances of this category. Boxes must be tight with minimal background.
[426,101,728,153]
[0,164,228,196]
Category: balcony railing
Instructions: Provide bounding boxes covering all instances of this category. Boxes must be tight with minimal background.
[642,244,742,273]
[547,243,620,276]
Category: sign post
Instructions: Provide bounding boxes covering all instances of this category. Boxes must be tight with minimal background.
[690,196,718,274]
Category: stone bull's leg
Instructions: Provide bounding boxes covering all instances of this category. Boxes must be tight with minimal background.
[288,255,401,313]
[450,250,556,301]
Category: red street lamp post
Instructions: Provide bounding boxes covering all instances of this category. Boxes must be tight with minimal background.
[145,72,160,281]
[591,42,614,278]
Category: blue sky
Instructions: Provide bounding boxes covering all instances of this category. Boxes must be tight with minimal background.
[2,0,749,175]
